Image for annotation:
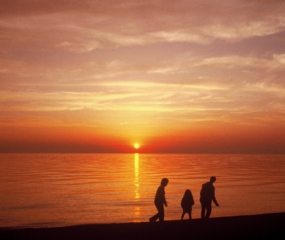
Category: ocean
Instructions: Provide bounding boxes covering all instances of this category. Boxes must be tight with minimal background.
[1,153,285,228]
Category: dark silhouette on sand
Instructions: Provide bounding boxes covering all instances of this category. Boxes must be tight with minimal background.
[200,176,219,219]
[181,189,195,220]
[149,178,169,222]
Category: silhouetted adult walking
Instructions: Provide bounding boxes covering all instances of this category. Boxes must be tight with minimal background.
[149,178,169,222]
[200,176,219,219]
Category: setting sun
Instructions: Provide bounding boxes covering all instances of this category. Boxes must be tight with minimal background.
[134,143,140,149]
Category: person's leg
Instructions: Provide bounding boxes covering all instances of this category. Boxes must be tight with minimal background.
[201,203,206,219]
[149,212,159,222]
[181,211,185,220]
[157,204,164,222]
[205,204,212,219]
[149,202,160,222]
[150,203,164,222]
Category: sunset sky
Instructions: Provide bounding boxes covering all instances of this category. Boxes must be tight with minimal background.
[1,0,285,153]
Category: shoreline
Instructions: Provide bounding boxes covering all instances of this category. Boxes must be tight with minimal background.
[1,212,285,240]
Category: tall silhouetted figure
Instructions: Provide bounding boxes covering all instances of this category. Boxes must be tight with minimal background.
[200,176,219,219]
[181,189,194,220]
[149,178,169,222]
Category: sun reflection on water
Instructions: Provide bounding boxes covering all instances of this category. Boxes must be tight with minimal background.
[134,206,141,221]
[134,153,140,199]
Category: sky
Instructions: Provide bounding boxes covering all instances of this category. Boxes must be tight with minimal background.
[1,0,285,153]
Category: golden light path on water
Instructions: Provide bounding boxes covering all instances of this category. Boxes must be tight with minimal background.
[134,153,141,218]
[134,153,140,199]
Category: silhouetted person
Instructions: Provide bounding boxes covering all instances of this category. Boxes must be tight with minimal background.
[181,189,194,220]
[200,176,219,219]
[149,178,169,222]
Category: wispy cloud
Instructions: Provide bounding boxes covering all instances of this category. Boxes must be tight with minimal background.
[1,0,285,51]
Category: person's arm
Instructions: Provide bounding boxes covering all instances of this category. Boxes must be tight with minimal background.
[212,188,219,206]
[191,195,194,205]
[163,187,167,207]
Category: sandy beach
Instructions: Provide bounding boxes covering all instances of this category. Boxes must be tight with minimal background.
[1,212,285,240]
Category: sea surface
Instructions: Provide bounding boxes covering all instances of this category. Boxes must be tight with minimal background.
[1,153,285,228]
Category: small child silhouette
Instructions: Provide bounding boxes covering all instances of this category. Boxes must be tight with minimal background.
[181,189,194,220]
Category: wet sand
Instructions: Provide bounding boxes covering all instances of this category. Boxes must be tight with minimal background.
[1,212,285,240]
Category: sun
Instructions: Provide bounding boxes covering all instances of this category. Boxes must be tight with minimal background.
[134,143,140,149]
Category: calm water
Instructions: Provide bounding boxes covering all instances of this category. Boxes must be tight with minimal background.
[0,154,285,228]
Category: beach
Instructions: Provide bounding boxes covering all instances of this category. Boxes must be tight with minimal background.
[1,212,285,240]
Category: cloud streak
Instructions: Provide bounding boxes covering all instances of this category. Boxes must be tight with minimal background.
[1,0,285,52]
